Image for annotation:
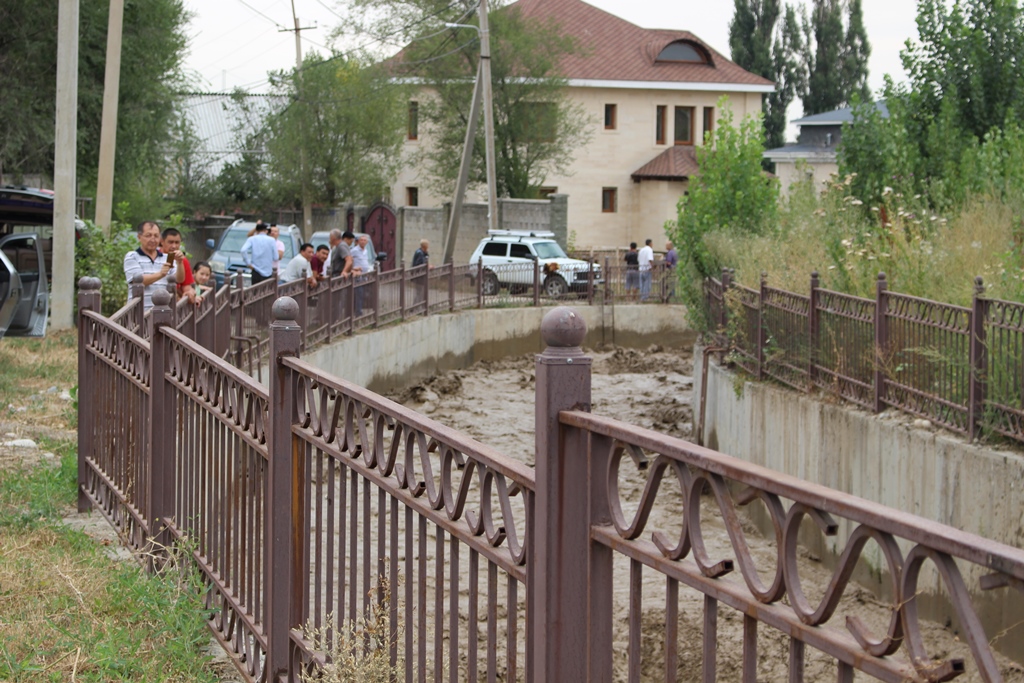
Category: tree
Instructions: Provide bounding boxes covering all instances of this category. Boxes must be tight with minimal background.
[799,0,871,115]
[0,0,190,222]
[729,2,805,153]
[262,53,408,208]
[668,99,778,317]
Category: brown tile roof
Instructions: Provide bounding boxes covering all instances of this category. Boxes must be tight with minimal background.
[631,146,699,181]
[512,0,774,86]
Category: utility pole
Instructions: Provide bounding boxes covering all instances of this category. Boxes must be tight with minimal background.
[94,0,125,233]
[52,0,80,331]
[442,0,498,265]
[282,1,316,238]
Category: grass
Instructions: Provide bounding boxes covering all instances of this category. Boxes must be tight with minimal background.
[0,326,223,681]
[703,178,1024,306]
[0,328,79,430]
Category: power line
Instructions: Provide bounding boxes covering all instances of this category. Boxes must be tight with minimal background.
[311,0,343,21]
[233,0,285,29]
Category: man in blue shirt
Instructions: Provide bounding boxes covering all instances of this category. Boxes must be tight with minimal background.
[240,223,278,285]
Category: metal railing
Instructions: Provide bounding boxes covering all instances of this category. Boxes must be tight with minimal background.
[706,269,1024,444]
[77,278,1024,682]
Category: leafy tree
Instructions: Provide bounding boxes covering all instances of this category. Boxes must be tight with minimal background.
[0,0,190,223]
[668,100,778,315]
[262,52,408,208]
[337,0,591,199]
[729,2,805,153]
[799,0,870,115]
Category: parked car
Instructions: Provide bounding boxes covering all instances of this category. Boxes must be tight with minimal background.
[205,220,303,287]
[469,230,600,297]
[309,230,386,271]
[0,232,49,339]
[0,185,84,280]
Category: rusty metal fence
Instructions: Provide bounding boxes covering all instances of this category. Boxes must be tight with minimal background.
[705,270,1024,444]
[78,276,1024,682]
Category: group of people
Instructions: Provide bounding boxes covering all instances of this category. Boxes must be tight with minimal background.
[122,220,214,311]
[624,239,678,302]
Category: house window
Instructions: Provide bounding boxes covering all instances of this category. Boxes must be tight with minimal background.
[602,187,617,213]
[674,106,694,145]
[656,105,666,145]
[406,187,419,207]
[702,107,714,142]
[604,104,617,130]
[408,101,419,140]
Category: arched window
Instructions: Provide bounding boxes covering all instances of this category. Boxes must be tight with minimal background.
[656,41,708,64]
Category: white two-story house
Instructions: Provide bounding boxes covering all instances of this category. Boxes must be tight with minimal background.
[392,0,774,248]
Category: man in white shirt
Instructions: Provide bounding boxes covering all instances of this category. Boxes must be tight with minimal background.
[280,243,317,288]
[123,220,182,310]
[350,234,373,275]
[638,238,655,302]
[269,224,286,274]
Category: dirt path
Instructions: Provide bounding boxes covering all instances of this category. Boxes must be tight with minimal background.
[387,346,1024,683]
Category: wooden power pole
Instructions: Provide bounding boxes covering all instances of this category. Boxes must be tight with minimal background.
[94,0,125,233]
[52,0,80,330]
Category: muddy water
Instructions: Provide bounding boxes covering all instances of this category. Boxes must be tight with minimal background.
[387,345,1024,683]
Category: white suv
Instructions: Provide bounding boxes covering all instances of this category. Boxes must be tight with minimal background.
[469,230,600,297]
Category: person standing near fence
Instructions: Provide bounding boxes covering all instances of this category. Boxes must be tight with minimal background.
[412,239,430,268]
[123,220,184,311]
[624,242,639,301]
[351,234,373,316]
[240,223,277,285]
[269,224,286,276]
[638,238,654,302]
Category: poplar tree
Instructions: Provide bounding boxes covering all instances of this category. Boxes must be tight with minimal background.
[728,0,805,151]
[800,0,872,115]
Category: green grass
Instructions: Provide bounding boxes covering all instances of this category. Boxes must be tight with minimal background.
[0,328,79,429]
[0,439,220,682]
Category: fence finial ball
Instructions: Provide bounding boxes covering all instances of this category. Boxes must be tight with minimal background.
[133,273,144,284]
[877,272,887,282]
[78,276,101,290]
[272,296,299,322]
[541,306,587,348]
[152,289,171,307]
[975,276,985,294]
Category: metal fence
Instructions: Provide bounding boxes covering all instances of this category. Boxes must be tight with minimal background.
[77,279,1024,682]
[705,269,1024,444]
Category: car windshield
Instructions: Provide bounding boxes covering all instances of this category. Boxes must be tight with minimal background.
[533,241,567,259]
[218,228,251,253]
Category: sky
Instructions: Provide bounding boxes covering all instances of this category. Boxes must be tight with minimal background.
[181,0,920,129]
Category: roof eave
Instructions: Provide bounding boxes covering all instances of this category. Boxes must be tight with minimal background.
[567,79,774,93]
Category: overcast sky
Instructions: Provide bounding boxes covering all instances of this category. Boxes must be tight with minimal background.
[181,0,919,129]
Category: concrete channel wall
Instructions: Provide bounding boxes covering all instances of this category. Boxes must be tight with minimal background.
[305,304,694,393]
[694,345,1024,663]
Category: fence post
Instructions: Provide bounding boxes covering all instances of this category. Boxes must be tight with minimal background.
[532,307,594,681]
[76,277,102,513]
[477,261,483,309]
[147,289,176,563]
[873,272,889,413]
[757,271,767,381]
[325,276,334,343]
[587,260,594,306]
[373,273,380,329]
[969,276,988,440]
[265,296,303,681]
[533,261,540,306]
[348,275,357,333]
[720,267,731,332]
[400,260,407,319]
[449,263,456,312]
[424,267,430,317]
[131,274,145,332]
[234,271,245,367]
[808,271,819,392]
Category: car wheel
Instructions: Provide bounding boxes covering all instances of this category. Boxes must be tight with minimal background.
[544,274,568,298]
[483,270,500,296]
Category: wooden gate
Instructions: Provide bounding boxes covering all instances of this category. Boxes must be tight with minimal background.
[361,202,397,271]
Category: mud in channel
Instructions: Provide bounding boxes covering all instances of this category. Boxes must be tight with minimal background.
[386,345,1024,683]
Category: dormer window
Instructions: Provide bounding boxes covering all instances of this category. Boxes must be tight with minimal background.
[656,40,709,64]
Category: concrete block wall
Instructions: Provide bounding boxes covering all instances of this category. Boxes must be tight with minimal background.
[694,345,1024,663]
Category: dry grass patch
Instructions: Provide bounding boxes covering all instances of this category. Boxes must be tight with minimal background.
[0,328,79,431]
